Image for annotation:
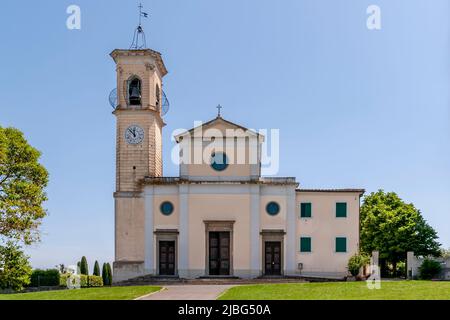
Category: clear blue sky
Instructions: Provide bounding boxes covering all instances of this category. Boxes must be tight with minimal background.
[0,0,448,270]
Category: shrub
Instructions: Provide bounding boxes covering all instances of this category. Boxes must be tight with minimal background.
[30,269,60,287]
[59,274,103,288]
[347,253,370,277]
[0,242,32,291]
[88,275,103,287]
[59,273,68,287]
[419,258,442,280]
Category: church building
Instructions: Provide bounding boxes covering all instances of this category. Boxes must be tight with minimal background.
[110,44,364,282]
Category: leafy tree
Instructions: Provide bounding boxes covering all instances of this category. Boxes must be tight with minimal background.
[360,190,441,275]
[0,127,49,245]
[80,256,88,275]
[93,261,100,276]
[101,263,108,285]
[0,241,32,291]
[419,258,442,280]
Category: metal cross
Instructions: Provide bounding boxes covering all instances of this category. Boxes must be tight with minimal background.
[216,104,222,117]
[138,3,143,26]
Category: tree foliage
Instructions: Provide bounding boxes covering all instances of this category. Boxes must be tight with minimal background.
[0,241,32,291]
[80,256,88,275]
[101,263,108,285]
[106,263,113,285]
[0,127,49,245]
[102,262,112,286]
[93,260,100,276]
[360,190,441,270]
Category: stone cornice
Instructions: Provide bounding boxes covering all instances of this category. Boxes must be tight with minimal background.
[110,49,168,77]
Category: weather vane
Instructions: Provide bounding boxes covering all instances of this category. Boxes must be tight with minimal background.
[130,3,149,49]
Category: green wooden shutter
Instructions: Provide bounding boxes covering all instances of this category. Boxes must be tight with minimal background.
[300,203,312,218]
[300,237,311,252]
[335,237,347,252]
[336,202,347,217]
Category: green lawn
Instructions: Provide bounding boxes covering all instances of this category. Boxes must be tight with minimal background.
[0,286,161,300]
[219,281,450,300]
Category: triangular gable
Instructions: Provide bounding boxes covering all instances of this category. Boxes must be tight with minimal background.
[174,116,263,143]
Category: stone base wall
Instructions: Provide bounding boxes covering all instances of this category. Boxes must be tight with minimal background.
[113,261,147,283]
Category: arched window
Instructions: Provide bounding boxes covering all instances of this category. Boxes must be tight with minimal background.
[155,84,161,108]
[128,77,141,106]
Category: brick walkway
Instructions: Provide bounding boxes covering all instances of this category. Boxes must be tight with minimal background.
[137,285,234,300]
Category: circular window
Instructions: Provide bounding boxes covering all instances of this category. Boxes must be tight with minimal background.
[266,202,280,216]
[160,201,174,216]
[210,152,229,172]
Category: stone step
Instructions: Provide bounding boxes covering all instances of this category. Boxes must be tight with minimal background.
[115,276,314,286]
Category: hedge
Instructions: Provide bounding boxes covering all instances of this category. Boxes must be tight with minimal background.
[29,269,60,287]
[59,274,103,288]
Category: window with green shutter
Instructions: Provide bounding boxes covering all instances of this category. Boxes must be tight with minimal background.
[300,203,312,218]
[300,237,311,252]
[335,237,347,252]
[336,202,347,218]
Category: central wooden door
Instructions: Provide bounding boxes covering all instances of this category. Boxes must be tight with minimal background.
[209,232,230,275]
[265,241,281,275]
[159,241,175,276]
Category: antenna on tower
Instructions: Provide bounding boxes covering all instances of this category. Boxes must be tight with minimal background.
[130,3,149,49]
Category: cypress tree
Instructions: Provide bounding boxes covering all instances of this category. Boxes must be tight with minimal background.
[80,256,89,275]
[93,260,100,276]
[102,263,108,285]
[106,263,113,285]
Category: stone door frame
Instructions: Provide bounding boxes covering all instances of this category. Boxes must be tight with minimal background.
[154,229,179,277]
[203,220,235,276]
[260,229,286,276]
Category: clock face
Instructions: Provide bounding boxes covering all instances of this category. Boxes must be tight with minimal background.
[125,125,144,145]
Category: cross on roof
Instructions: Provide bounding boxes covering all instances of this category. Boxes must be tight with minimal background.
[216,104,222,117]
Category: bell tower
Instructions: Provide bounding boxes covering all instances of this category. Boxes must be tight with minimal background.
[112,4,169,282]
[111,49,168,191]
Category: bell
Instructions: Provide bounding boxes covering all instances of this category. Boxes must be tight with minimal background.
[129,86,141,105]
[130,87,141,99]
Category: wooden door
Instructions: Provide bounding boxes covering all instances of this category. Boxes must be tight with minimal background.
[159,241,175,275]
[209,232,230,275]
[265,241,281,275]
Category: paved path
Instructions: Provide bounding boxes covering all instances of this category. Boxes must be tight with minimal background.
[138,285,234,300]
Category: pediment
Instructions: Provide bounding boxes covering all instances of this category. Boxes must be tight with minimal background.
[174,116,263,143]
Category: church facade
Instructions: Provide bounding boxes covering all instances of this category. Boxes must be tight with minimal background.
[111,48,364,282]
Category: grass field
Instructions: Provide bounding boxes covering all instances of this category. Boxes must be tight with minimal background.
[219,281,450,300]
[0,286,161,300]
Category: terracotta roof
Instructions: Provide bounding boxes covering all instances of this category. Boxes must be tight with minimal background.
[296,188,365,194]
